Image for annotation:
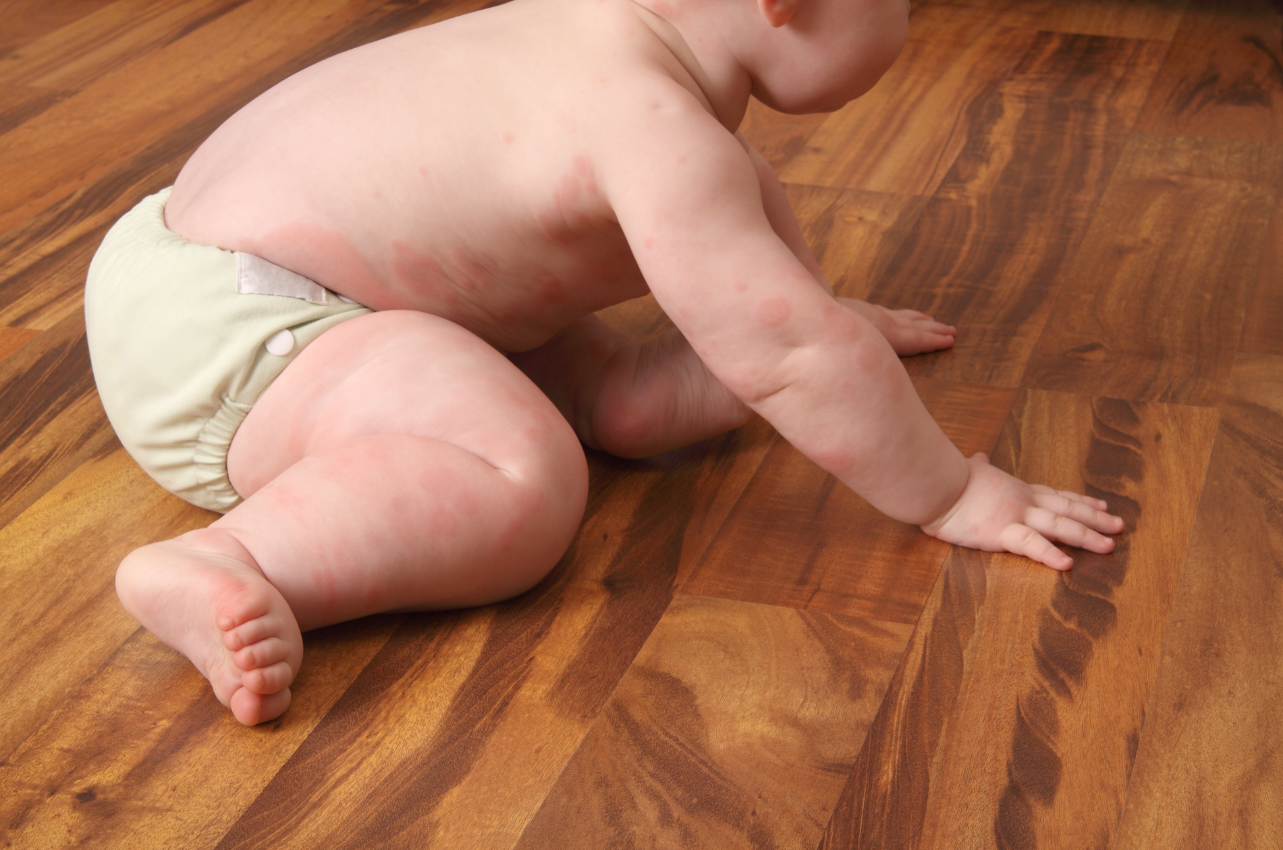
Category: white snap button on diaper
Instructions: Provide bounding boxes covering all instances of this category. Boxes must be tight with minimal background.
[266,329,296,356]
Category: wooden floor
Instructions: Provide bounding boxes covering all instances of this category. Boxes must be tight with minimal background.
[2,0,1281,847]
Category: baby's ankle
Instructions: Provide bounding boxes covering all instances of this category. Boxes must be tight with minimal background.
[169,526,263,576]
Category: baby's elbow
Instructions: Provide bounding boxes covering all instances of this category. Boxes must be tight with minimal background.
[729,332,900,413]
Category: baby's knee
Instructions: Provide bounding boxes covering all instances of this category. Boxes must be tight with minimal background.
[496,422,588,588]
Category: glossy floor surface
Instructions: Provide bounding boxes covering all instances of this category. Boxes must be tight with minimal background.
[1,0,1280,847]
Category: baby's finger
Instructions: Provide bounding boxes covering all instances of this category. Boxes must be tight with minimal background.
[889,329,956,355]
[1031,490,1124,533]
[1024,507,1116,554]
[914,330,955,349]
[999,523,1073,570]
[900,313,955,332]
[917,320,956,336]
[888,308,932,321]
[892,309,956,331]
[1031,485,1109,512]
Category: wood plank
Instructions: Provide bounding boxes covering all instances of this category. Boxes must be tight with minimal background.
[784,183,927,301]
[0,0,120,53]
[1023,133,1283,406]
[514,594,914,850]
[874,31,1169,388]
[0,0,497,332]
[0,83,72,136]
[1114,353,1283,850]
[0,0,494,237]
[818,390,1220,850]
[0,312,778,850]
[779,3,1041,196]
[0,181,163,332]
[0,0,361,235]
[738,97,828,171]
[211,586,650,850]
[206,429,771,848]
[1136,0,1283,143]
[667,183,935,606]
[1035,0,1190,41]
[0,311,117,530]
[0,417,770,848]
[683,378,1015,624]
[0,0,246,92]
[0,325,39,361]
[0,445,210,760]
[1240,170,1283,355]
[0,612,399,850]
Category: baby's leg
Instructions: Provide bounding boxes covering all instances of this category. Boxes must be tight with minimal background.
[837,298,956,356]
[115,311,588,724]
[510,315,753,459]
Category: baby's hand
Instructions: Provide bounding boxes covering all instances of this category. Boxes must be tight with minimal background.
[838,298,956,356]
[920,453,1125,570]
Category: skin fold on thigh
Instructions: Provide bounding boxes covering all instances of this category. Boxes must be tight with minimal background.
[226,309,586,499]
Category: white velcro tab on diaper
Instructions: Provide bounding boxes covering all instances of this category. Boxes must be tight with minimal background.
[235,252,328,304]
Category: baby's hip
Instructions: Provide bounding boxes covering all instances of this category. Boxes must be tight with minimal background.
[84,187,371,511]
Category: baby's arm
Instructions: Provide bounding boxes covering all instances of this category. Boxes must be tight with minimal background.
[604,93,1120,568]
[514,134,953,457]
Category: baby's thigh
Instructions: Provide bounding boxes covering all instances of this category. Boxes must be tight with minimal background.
[227,310,586,501]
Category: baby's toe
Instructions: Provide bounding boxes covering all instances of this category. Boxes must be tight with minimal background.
[214,584,273,633]
[230,687,292,726]
[243,660,295,695]
[223,615,279,651]
[233,636,293,671]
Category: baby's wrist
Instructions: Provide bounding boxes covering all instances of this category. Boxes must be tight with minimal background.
[918,452,971,532]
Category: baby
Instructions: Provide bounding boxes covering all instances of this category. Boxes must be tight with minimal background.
[85,0,1124,726]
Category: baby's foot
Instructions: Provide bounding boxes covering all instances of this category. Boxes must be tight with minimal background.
[838,297,956,356]
[115,528,303,725]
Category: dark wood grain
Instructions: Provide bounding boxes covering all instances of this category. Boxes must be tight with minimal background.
[1023,133,1283,406]
[0,0,493,237]
[0,224,107,331]
[0,83,73,136]
[1036,0,1190,40]
[1136,0,1283,142]
[0,0,248,92]
[781,2,1041,196]
[0,311,116,528]
[683,378,1015,624]
[1113,353,1283,850]
[738,97,829,171]
[0,0,501,336]
[784,183,928,301]
[818,390,1220,850]
[872,31,1170,388]
[0,445,209,761]
[0,611,399,849]
[515,594,914,850]
[0,0,379,235]
[1240,169,1283,355]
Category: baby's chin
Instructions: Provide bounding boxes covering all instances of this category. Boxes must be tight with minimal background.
[748,46,904,114]
[750,75,884,115]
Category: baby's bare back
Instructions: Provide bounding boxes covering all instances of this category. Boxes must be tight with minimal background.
[166,0,691,351]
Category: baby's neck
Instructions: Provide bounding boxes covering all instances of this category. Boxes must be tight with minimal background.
[628,0,754,131]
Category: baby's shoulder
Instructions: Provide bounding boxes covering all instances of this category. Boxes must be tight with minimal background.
[588,73,746,186]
